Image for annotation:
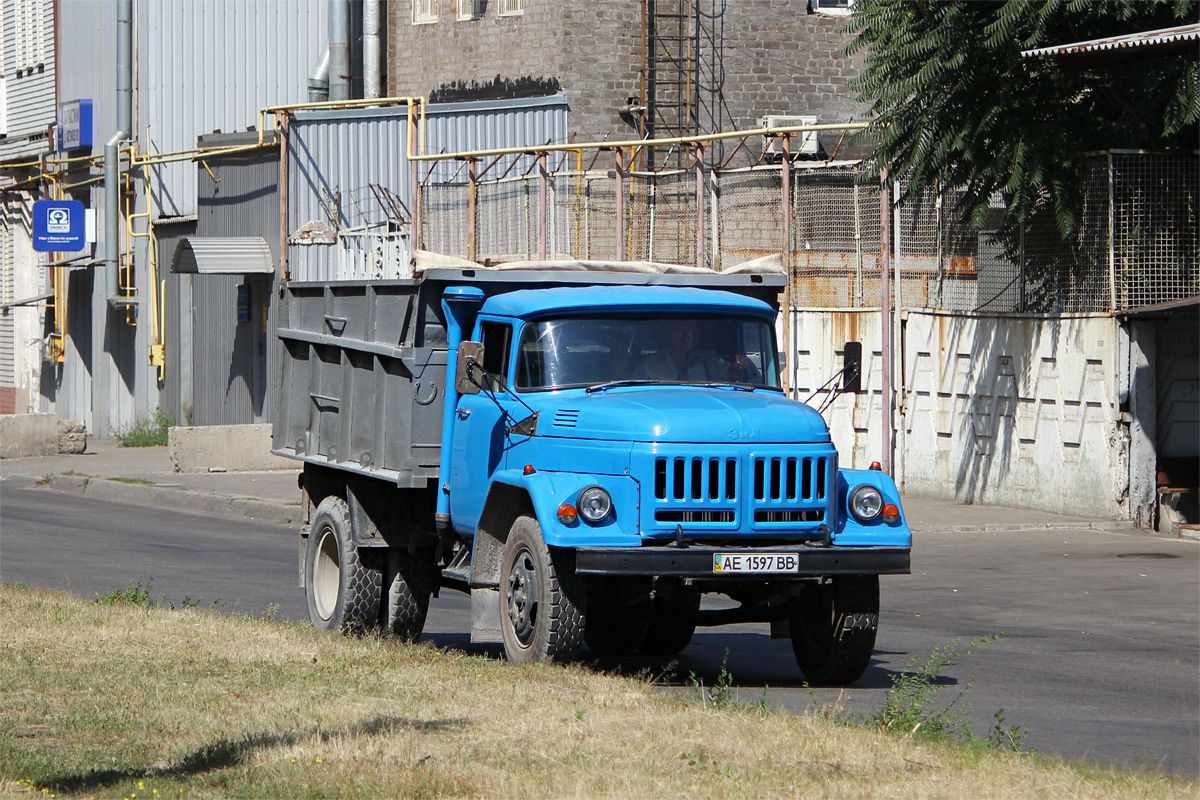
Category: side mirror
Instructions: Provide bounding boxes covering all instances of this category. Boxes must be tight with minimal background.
[842,341,862,394]
[456,341,484,395]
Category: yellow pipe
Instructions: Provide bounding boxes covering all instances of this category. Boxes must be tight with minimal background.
[407,121,868,162]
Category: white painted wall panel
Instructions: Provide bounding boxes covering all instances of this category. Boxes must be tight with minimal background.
[790,308,886,470]
[901,312,1124,517]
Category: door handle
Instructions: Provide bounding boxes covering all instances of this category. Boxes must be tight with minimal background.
[456,408,471,419]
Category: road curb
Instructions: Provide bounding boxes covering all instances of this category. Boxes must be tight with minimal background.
[44,474,301,526]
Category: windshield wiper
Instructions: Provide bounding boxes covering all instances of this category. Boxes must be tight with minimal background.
[586,379,668,394]
[586,379,758,394]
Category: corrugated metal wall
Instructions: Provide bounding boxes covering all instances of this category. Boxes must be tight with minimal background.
[161,138,280,426]
[0,0,55,159]
[141,0,326,217]
[288,95,569,281]
[49,0,324,434]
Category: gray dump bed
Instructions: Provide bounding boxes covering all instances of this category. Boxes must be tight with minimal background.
[273,267,785,488]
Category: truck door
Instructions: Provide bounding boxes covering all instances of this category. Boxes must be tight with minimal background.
[450,319,516,536]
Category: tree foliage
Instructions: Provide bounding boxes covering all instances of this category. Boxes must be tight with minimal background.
[847,0,1199,238]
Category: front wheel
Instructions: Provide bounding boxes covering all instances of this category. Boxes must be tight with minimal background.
[304,496,382,633]
[499,516,585,664]
[789,575,879,685]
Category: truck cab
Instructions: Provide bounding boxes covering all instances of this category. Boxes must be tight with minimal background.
[445,285,910,680]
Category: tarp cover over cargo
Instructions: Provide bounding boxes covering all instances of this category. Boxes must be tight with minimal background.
[411,250,786,276]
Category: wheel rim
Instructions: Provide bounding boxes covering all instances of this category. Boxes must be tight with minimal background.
[506,545,540,648]
[313,527,340,621]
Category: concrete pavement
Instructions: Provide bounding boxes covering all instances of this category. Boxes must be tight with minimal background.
[1,439,1187,538]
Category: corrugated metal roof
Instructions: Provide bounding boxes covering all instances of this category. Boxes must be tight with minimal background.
[1022,23,1200,58]
[173,237,274,274]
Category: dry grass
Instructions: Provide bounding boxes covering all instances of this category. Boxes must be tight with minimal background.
[0,583,1192,799]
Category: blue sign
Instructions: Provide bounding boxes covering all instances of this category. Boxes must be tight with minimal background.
[57,99,93,152]
[32,200,86,252]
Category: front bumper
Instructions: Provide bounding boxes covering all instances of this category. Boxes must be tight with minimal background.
[574,544,910,578]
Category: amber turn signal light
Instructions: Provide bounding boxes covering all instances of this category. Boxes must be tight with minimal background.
[881,503,900,523]
[557,503,578,524]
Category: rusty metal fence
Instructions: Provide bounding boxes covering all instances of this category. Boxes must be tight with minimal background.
[417,149,1198,314]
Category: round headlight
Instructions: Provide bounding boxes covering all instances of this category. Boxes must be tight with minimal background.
[577,486,612,524]
[849,485,883,522]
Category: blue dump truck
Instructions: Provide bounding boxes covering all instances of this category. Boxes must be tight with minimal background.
[274,263,910,684]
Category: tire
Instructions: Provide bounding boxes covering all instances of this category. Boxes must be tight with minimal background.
[304,496,382,634]
[382,546,435,641]
[789,575,879,685]
[640,583,701,656]
[584,577,651,656]
[499,516,585,665]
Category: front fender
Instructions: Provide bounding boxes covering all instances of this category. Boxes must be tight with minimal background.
[834,468,912,547]
[490,469,641,547]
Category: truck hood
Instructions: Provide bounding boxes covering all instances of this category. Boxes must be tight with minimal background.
[533,387,831,444]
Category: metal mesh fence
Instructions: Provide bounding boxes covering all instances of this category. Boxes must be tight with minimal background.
[416,149,1197,313]
[1112,152,1200,310]
[791,166,881,308]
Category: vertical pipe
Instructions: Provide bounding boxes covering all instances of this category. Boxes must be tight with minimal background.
[694,144,705,270]
[1108,151,1117,311]
[880,168,893,475]
[538,153,548,260]
[892,180,904,488]
[279,113,290,281]
[363,0,381,99]
[615,149,625,261]
[467,159,478,262]
[105,0,133,307]
[329,0,351,101]
[410,104,422,253]
[781,136,792,397]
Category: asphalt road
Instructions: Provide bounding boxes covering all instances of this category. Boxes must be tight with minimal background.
[3,478,1197,775]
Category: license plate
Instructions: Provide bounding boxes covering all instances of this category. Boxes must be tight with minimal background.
[712,552,799,574]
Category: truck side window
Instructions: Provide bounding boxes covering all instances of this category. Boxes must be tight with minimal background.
[479,321,512,392]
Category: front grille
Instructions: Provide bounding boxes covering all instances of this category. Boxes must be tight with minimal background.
[753,456,828,501]
[754,509,824,523]
[656,510,737,523]
[655,456,737,500]
[638,445,834,534]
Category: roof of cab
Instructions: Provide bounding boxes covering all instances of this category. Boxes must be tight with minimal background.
[475,285,776,319]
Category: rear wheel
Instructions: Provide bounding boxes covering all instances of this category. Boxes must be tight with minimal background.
[499,516,585,664]
[304,496,382,633]
[789,575,878,685]
[382,546,435,641]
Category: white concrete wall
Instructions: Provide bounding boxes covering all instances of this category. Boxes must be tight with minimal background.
[790,309,1130,519]
[901,312,1125,518]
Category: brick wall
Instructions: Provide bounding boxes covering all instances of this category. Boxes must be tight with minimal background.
[387,1,870,153]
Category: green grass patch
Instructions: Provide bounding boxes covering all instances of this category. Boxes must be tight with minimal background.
[0,583,1189,799]
[113,407,173,447]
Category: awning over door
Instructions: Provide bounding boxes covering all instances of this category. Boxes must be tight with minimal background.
[173,237,274,274]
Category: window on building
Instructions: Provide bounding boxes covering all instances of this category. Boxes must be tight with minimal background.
[811,0,853,16]
[456,0,483,21]
[413,0,438,24]
[498,0,525,17]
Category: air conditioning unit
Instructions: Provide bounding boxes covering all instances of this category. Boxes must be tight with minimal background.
[760,115,820,157]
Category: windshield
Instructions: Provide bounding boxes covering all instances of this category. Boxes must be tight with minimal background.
[515,314,780,391]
